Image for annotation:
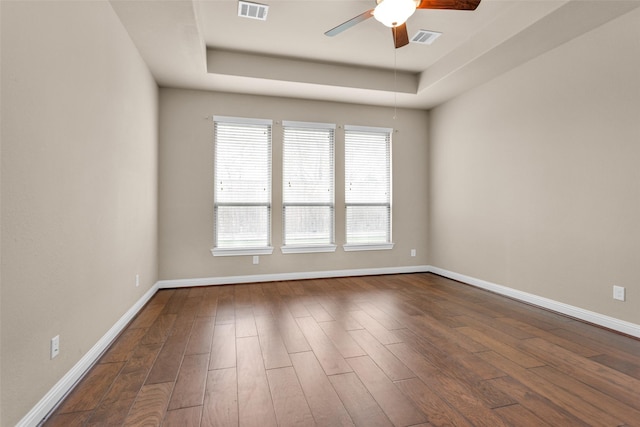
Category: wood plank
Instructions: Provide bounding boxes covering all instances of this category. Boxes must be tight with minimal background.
[520,337,640,411]
[316,297,364,330]
[349,310,402,345]
[477,350,624,426]
[202,368,239,427]
[234,283,254,307]
[531,365,640,424]
[349,329,414,381]
[274,305,312,353]
[590,352,640,380]
[557,320,640,356]
[215,287,235,324]
[128,303,164,329]
[493,404,551,427]
[250,283,272,316]
[122,382,172,426]
[290,351,355,426]
[236,336,278,427]
[318,320,366,359]
[355,300,405,330]
[167,353,209,410]
[404,312,488,354]
[287,280,309,296]
[188,287,207,298]
[100,328,147,363]
[86,343,162,425]
[286,296,313,318]
[42,411,93,427]
[266,367,315,426]
[296,315,352,375]
[148,289,175,306]
[485,376,589,426]
[455,325,544,368]
[395,377,471,427]
[145,316,193,384]
[161,288,190,315]
[277,281,296,296]
[196,288,219,318]
[236,306,258,337]
[185,317,215,355]
[85,372,146,425]
[255,314,292,369]
[329,372,393,427]
[209,323,236,370]
[347,355,427,426]
[306,302,334,322]
[552,325,640,357]
[387,343,509,427]
[177,296,204,321]
[497,316,601,357]
[54,362,124,413]
[164,406,203,427]
[398,328,507,385]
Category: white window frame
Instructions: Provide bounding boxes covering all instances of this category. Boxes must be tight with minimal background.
[343,124,394,252]
[211,115,274,257]
[281,120,337,254]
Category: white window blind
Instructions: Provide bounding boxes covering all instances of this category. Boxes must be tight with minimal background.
[282,121,335,249]
[213,116,272,253]
[345,125,392,247]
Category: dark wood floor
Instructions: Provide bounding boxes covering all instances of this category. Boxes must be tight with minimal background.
[43,273,640,426]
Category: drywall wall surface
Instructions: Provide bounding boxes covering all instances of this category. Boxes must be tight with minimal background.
[429,7,640,324]
[1,1,159,425]
[159,89,429,280]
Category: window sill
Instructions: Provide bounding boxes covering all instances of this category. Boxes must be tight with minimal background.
[211,247,274,257]
[343,243,395,252]
[281,245,337,254]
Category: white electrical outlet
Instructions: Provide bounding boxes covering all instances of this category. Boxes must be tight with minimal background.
[51,335,60,359]
[613,285,626,301]
[410,249,416,257]
[253,256,259,265]
[136,274,140,287]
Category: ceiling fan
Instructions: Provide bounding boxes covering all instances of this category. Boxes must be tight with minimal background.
[325,0,481,48]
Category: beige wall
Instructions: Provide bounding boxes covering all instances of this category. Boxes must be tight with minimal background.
[159,89,429,280]
[429,7,640,325]
[1,2,159,425]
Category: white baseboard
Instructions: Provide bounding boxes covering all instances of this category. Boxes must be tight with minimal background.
[429,266,640,339]
[157,265,431,289]
[19,283,159,427]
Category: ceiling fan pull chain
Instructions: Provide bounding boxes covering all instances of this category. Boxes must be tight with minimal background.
[393,40,398,120]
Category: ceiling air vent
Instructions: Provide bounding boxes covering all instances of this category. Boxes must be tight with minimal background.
[410,30,442,45]
[238,1,269,21]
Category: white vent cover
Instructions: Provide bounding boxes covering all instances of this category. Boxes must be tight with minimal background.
[410,29,442,45]
[238,1,269,21]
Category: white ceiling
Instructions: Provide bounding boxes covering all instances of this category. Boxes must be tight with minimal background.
[110,0,640,109]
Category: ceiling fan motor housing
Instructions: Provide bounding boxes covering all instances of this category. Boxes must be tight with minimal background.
[373,0,420,28]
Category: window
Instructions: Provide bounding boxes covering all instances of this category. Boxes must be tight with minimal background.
[212,116,273,256]
[282,121,336,253]
[344,125,393,251]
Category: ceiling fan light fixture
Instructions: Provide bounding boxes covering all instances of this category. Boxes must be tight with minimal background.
[373,0,418,28]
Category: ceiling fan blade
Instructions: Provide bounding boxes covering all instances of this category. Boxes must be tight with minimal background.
[325,9,374,37]
[417,0,481,10]
[392,23,410,48]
